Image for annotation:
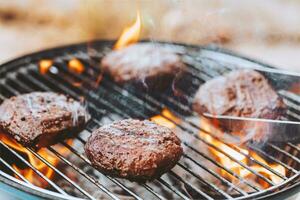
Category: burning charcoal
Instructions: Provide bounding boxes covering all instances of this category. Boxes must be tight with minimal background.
[0,92,90,148]
[101,43,186,92]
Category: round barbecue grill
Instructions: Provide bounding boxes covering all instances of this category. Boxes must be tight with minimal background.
[0,40,300,200]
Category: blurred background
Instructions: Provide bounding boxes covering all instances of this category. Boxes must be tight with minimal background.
[0,0,300,72]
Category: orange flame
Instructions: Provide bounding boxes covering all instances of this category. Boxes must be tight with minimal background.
[151,109,286,189]
[150,108,180,129]
[39,59,53,75]
[68,58,85,74]
[0,133,71,188]
[114,11,141,50]
[199,118,285,188]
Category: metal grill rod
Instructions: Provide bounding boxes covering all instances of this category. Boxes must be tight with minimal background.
[25,67,217,198]
[58,142,147,200]
[5,63,284,195]
[71,74,300,178]
[0,157,31,184]
[4,75,164,200]
[76,120,243,199]
[182,142,260,191]
[26,148,96,200]
[157,95,299,174]
[76,112,242,198]
[10,73,167,200]
[85,97,258,194]
[23,70,204,199]
[141,183,168,200]
[61,139,180,200]
[93,79,276,187]
[98,71,294,181]
[110,79,288,182]
[75,125,227,199]
[24,74,167,200]
[47,147,120,200]
[177,162,247,196]
[29,44,300,195]
[0,141,67,195]
[72,134,172,200]
[287,143,300,152]
[0,81,125,200]
[181,154,248,195]
[155,53,300,121]
[5,79,147,200]
[267,143,300,164]
[0,46,298,199]
[168,170,216,200]
[224,144,287,180]
[249,146,298,174]
[67,54,300,127]
[89,60,291,172]
[156,177,190,200]
[176,162,236,198]
[39,66,263,194]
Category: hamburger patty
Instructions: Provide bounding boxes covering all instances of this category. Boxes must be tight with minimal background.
[0,92,89,148]
[193,69,286,140]
[101,43,186,91]
[85,119,183,182]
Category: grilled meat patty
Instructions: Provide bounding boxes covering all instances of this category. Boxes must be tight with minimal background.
[85,119,183,182]
[193,69,286,140]
[0,92,89,148]
[101,43,186,91]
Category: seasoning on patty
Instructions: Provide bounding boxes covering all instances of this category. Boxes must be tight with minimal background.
[0,92,90,148]
[101,43,186,91]
[85,119,183,182]
[193,69,286,140]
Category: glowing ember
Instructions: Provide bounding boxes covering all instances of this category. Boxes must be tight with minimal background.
[114,10,141,50]
[0,133,71,188]
[198,118,286,188]
[151,108,180,129]
[39,59,53,75]
[68,58,85,74]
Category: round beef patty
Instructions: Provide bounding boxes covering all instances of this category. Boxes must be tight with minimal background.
[101,43,186,91]
[0,92,90,148]
[85,119,183,182]
[193,69,286,141]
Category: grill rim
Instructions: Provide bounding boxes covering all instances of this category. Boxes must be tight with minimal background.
[2,39,295,76]
[0,171,80,200]
[0,39,299,200]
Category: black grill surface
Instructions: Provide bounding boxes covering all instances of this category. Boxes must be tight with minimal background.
[0,40,300,200]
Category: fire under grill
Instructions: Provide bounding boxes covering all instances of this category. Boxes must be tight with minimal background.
[0,40,300,200]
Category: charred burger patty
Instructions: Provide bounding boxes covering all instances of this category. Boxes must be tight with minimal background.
[101,43,186,91]
[193,69,286,139]
[85,119,183,182]
[0,92,89,148]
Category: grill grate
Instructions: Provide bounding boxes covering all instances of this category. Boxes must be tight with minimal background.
[0,41,300,200]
